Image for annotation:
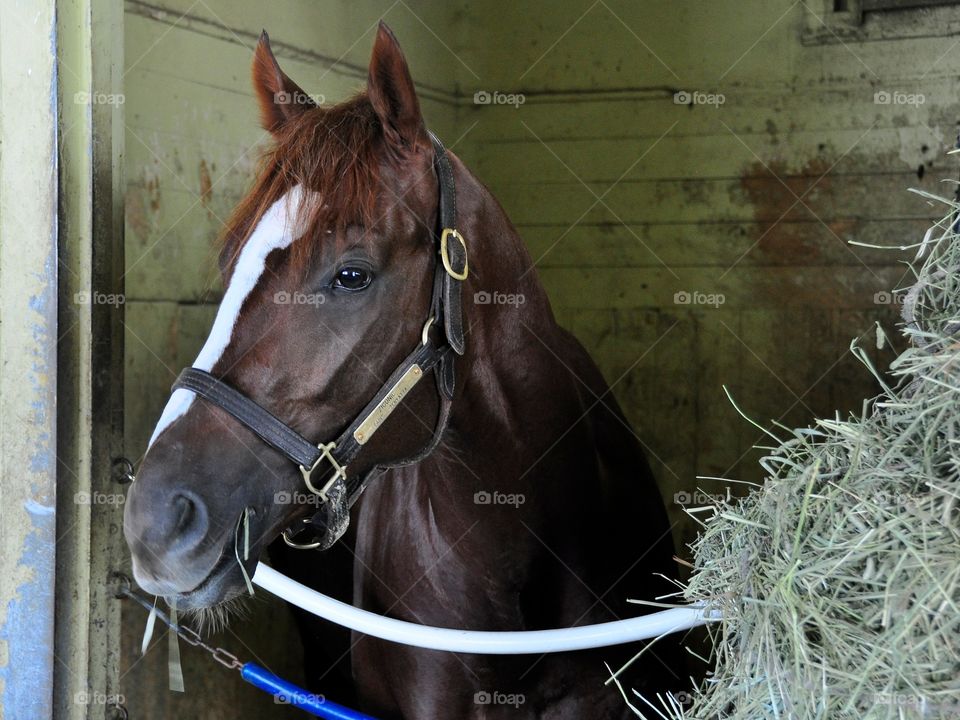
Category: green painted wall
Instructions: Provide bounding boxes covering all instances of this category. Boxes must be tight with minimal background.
[121,0,959,716]
[453,0,957,556]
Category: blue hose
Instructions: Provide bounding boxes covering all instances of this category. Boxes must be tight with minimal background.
[241,663,379,720]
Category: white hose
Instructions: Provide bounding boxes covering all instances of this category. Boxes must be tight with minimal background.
[252,563,715,655]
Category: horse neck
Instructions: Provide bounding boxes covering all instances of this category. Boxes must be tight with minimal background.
[440,161,565,482]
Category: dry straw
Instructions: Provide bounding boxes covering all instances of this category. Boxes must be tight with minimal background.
[624,190,960,719]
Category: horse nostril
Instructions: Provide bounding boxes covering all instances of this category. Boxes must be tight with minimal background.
[167,491,210,553]
[173,494,195,533]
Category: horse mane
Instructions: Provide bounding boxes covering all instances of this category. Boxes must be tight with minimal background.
[219,93,392,278]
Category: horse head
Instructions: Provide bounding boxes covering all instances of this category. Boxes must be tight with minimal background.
[124,23,460,610]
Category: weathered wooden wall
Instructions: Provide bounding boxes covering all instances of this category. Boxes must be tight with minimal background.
[454,0,959,557]
[121,0,960,716]
[120,2,457,717]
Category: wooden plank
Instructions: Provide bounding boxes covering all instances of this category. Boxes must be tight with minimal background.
[123,15,458,136]
[463,79,960,142]
[537,265,909,310]
[518,218,925,268]
[125,183,236,302]
[124,0,459,103]
[726,306,895,488]
[493,169,951,225]
[457,0,960,89]
[644,310,700,552]
[125,121,261,208]
[123,302,180,454]
[125,12,364,100]
[691,309,745,504]
[470,127,951,182]
[490,173,938,226]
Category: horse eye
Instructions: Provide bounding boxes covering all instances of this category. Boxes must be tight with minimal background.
[334,267,372,291]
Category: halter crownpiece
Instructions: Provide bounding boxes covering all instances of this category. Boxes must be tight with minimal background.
[170,132,466,550]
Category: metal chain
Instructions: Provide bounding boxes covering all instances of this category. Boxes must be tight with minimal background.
[112,573,245,672]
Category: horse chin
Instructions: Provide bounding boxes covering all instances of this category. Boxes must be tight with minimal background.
[166,546,259,621]
[177,589,252,635]
[164,509,275,617]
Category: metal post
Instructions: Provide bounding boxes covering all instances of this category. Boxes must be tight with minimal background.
[0,0,60,717]
[54,0,126,718]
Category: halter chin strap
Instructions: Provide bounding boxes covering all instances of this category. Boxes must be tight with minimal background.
[170,132,467,550]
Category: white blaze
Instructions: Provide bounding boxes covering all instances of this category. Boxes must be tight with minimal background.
[148,187,304,446]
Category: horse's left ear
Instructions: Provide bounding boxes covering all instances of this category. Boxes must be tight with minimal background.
[252,30,316,133]
[368,21,426,149]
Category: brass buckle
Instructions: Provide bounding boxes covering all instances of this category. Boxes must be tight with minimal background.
[299,441,346,500]
[440,228,468,281]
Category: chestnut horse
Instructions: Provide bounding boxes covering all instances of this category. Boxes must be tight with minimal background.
[124,22,684,719]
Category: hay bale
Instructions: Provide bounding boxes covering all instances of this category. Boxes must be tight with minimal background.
[646,195,960,719]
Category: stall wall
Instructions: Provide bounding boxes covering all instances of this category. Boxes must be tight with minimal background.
[453,0,959,553]
[121,2,457,717]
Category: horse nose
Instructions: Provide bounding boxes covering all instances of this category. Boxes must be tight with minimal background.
[125,483,211,559]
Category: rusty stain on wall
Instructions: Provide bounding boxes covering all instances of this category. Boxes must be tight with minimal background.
[739,158,835,266]
[146,170,161,212]
[125,189,149,243]
[199,158,213,210]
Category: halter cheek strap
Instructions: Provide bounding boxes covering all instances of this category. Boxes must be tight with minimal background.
[169,132,467,551]
[431,133,466,356]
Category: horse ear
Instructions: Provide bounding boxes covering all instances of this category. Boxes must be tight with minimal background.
[252,30,315,133]
[368,21,426,149]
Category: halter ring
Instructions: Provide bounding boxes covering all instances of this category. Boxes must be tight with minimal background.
[421,316,436,346]
[440,229,468,281]
[282,521,322,550]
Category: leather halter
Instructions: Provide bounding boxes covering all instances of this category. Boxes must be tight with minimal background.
[170,132,467,550]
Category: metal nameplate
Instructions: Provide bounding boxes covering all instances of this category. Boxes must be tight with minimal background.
[353,364,423,445]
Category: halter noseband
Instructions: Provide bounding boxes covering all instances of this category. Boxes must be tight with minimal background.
[170,132,467,550]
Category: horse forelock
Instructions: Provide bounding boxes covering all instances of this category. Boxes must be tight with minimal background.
[219,93,412,283]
